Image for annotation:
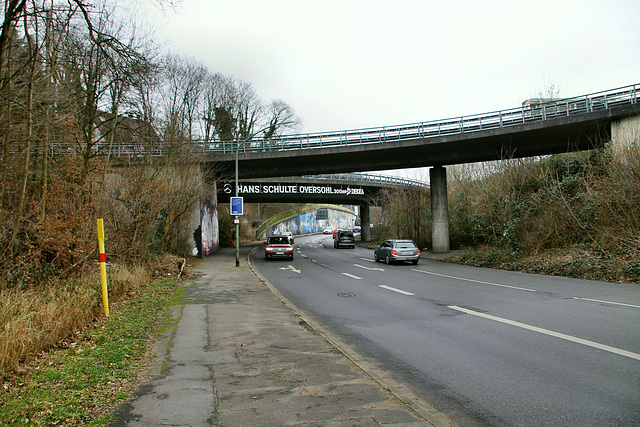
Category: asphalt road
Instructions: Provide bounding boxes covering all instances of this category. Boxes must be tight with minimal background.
[252,234,640,426]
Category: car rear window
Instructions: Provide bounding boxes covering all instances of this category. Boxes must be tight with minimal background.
[268,236,289,244]
[341,232,354,237]
[396,242,416,249]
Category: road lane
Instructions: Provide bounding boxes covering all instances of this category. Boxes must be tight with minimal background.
[251,234,640,426]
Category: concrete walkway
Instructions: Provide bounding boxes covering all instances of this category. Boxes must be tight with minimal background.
[110,245,453,426]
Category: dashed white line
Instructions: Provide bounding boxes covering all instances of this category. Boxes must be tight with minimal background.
[573,297,640,309]
[412,269,536,292]
[342,273,363,280]
[354,264,384,272]
[378,285,414,296]
[448,305,640,361]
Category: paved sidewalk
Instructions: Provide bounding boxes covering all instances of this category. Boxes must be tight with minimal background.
[110,245,451,426]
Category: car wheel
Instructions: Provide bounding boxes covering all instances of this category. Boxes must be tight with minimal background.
[374,251,379,262]
[385,254,391,265]
[412,259,418,265]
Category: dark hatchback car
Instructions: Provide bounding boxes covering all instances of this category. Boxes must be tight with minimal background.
[374,239,420,264]
[334,230,355,249]
[264,235,294,260]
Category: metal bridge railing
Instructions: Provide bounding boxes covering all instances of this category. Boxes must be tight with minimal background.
[35,83,638,159]
[201,83,637,154]
[302,172,428,188]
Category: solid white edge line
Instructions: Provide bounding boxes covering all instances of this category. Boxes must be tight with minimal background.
[412,269,536,292]
[378,285,414,296]
[573,297,640,309]
[342,273,363,280]
[448,305,640,361]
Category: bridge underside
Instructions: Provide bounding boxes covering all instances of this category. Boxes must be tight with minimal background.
[208,105,640,180]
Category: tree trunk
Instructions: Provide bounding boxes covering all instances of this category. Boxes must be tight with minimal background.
[8,11,35,254]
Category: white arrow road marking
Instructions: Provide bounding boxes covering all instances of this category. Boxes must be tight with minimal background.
[448,305,640,361]
[378,285,414,296]
[342,273,363,280]
[412,269,536,292]
[279,265,301,274]
[354,264,384,272]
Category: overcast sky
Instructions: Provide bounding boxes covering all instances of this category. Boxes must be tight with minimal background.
[135,0,640,177]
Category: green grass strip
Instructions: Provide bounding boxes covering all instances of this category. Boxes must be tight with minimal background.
[0,278,178,426]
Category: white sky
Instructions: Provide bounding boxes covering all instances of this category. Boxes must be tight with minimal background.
[134,0,640,178]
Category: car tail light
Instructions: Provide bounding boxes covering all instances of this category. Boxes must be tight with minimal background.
[391,250,397,255]
[416,249,421,255]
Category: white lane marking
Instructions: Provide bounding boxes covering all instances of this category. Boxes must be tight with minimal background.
[342,273,363,280]
[448,305,640,361]
[300,254,308,259]
[412,269,536,292]
[378,285,414,296]
[359,257,376,263]
[354,264,384,272]
[573,297,640,309]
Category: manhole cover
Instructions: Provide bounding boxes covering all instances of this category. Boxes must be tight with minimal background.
[338,292,356,298]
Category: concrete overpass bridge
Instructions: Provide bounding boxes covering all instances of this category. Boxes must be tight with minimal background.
[102,84,639,252]
[217,172,428,243]
[205,84,639,179]
[206,83,639,252]
[217,172,427,205]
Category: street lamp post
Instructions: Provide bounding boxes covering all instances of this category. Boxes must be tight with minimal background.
[235,122,292,267]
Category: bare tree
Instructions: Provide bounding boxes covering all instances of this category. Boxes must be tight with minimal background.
[263,99,298,139]
[159,53,207,142]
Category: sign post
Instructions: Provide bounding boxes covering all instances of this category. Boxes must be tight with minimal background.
[96,218,110,317]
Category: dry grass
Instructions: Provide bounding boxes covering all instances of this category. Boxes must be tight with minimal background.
[446,141,640,283]
[0,264,153,379]
[0,284,96,378]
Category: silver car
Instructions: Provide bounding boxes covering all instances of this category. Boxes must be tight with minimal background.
[374,239,420,265]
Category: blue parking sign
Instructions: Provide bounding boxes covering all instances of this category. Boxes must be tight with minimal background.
[230,197,244,215]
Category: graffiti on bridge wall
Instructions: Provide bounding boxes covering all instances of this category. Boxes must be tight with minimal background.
[268,209,355,237]
[195,198,219,256]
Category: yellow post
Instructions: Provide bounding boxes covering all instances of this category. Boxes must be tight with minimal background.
[97,218,109,317]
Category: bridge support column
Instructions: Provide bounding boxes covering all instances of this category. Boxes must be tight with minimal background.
[611,114,640,155]
[360,204,371,242]
[430,165,450,253]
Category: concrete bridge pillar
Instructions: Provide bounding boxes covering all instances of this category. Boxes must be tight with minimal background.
[611,114,640,155]
[430,165,450,253]
[360,204,371,242]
